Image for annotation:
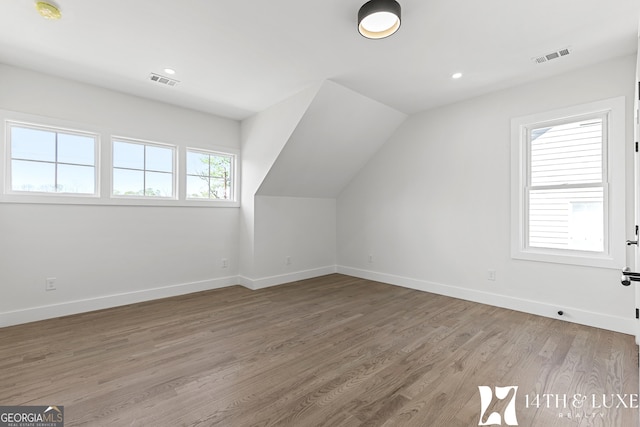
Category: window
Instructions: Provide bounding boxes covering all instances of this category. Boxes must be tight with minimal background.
[186,149,235,201]
[511,98,625,269]
[1,111,240,207]
[112,138,175,198]
[7,122,98,195]
[528,116,605,252]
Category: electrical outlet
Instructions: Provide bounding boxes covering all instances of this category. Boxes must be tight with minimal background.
[45,277,56,291]
[487,270,496,281]
[221,258,228,268]
[285,256,291,265]
[368,254,373,264]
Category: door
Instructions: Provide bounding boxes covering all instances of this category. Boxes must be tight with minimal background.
[635,50,640,345]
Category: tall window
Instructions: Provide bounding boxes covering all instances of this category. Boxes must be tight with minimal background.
[186,149,234,200]
[112,138,175,198]
[7,122,97,195]
[527,116,605,252]
[511,98,625,269]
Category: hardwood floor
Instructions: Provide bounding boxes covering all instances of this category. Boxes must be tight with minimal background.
[0,274,637,426]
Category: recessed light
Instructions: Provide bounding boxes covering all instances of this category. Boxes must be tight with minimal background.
[452,72,463,79]
[163,68,176,75]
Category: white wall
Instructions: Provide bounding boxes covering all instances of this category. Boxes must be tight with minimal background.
[337,55,637,334]
[0,64,240,326]
[238,85,319,280]
[3,55,637,334]
[240,81,405,288]
[251,196,336,288]
[238,85,339,287]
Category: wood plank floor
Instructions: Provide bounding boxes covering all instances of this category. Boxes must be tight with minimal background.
[0,274,637,426]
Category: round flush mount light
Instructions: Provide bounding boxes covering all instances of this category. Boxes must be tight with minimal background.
[452,72,463,79]
[35,1,62,20]
[163,68,176,75]
[358,0,401,39]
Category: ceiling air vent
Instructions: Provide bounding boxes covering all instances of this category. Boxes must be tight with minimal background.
[533,47,571,64]
[148,73,179,87]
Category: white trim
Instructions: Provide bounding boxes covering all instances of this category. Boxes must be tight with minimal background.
[0,196,240,208]
[510,97,626,269]
[0,109,241,208]
[2,266,631,335]
[238,266,338,290]
[110,136,178,200]
[184,147,238,203]
[337,266,635,335]
[0,276,239,328]
[0,267,338,327]
[5,120,101,197]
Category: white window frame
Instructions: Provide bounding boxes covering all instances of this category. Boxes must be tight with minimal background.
[3,119,100,199]
[110,136,178,200]
[510,97,626,269]
[0,110,241,208]
[185,147,238,203]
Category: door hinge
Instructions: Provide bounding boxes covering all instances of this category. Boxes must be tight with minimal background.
[636,141,638,152]
[636,308,639,319]
[636,225,638,236]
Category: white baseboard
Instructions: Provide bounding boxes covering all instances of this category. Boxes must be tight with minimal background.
[337,266,635,335]
[0,276,238,328]
[239,265,337,290]
[4,266,633,336]
[1,267,338,327]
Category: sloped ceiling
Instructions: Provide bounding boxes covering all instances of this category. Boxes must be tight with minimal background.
[257,81,407,198]
[0,1,637,120]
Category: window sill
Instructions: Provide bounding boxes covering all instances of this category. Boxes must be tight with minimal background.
[0,193,240,208]
[511,248,623,270]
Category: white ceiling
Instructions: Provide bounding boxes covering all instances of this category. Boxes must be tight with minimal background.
[0,0,638,121]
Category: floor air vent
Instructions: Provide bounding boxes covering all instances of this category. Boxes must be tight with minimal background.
[533,47,571,64]
[148,73,179,87]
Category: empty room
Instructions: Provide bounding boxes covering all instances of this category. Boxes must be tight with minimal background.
[1,0,640,426]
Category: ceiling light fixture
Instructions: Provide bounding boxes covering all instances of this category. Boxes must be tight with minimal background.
[452,72,463,79]
[358,0,401,39]
[35,1,62,20]
[163,68,176,75]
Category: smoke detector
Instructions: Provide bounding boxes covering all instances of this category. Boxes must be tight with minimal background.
[148,73,179,87]
[533,47,571,64]
[35,1,61,20]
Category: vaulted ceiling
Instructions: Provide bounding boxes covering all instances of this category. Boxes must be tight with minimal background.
[1,0,637,120]
[257,81,407,197]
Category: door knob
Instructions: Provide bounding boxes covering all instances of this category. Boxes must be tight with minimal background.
[626,240,638,246]
[621,268,640,286]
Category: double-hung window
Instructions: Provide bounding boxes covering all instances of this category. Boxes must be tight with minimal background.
[528,115,606,252]
[511,98,625,268]
[7,122,98,196]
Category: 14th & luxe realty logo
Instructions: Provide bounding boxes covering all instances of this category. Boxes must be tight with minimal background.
[478,386,519,425]
[477,386,640,425]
